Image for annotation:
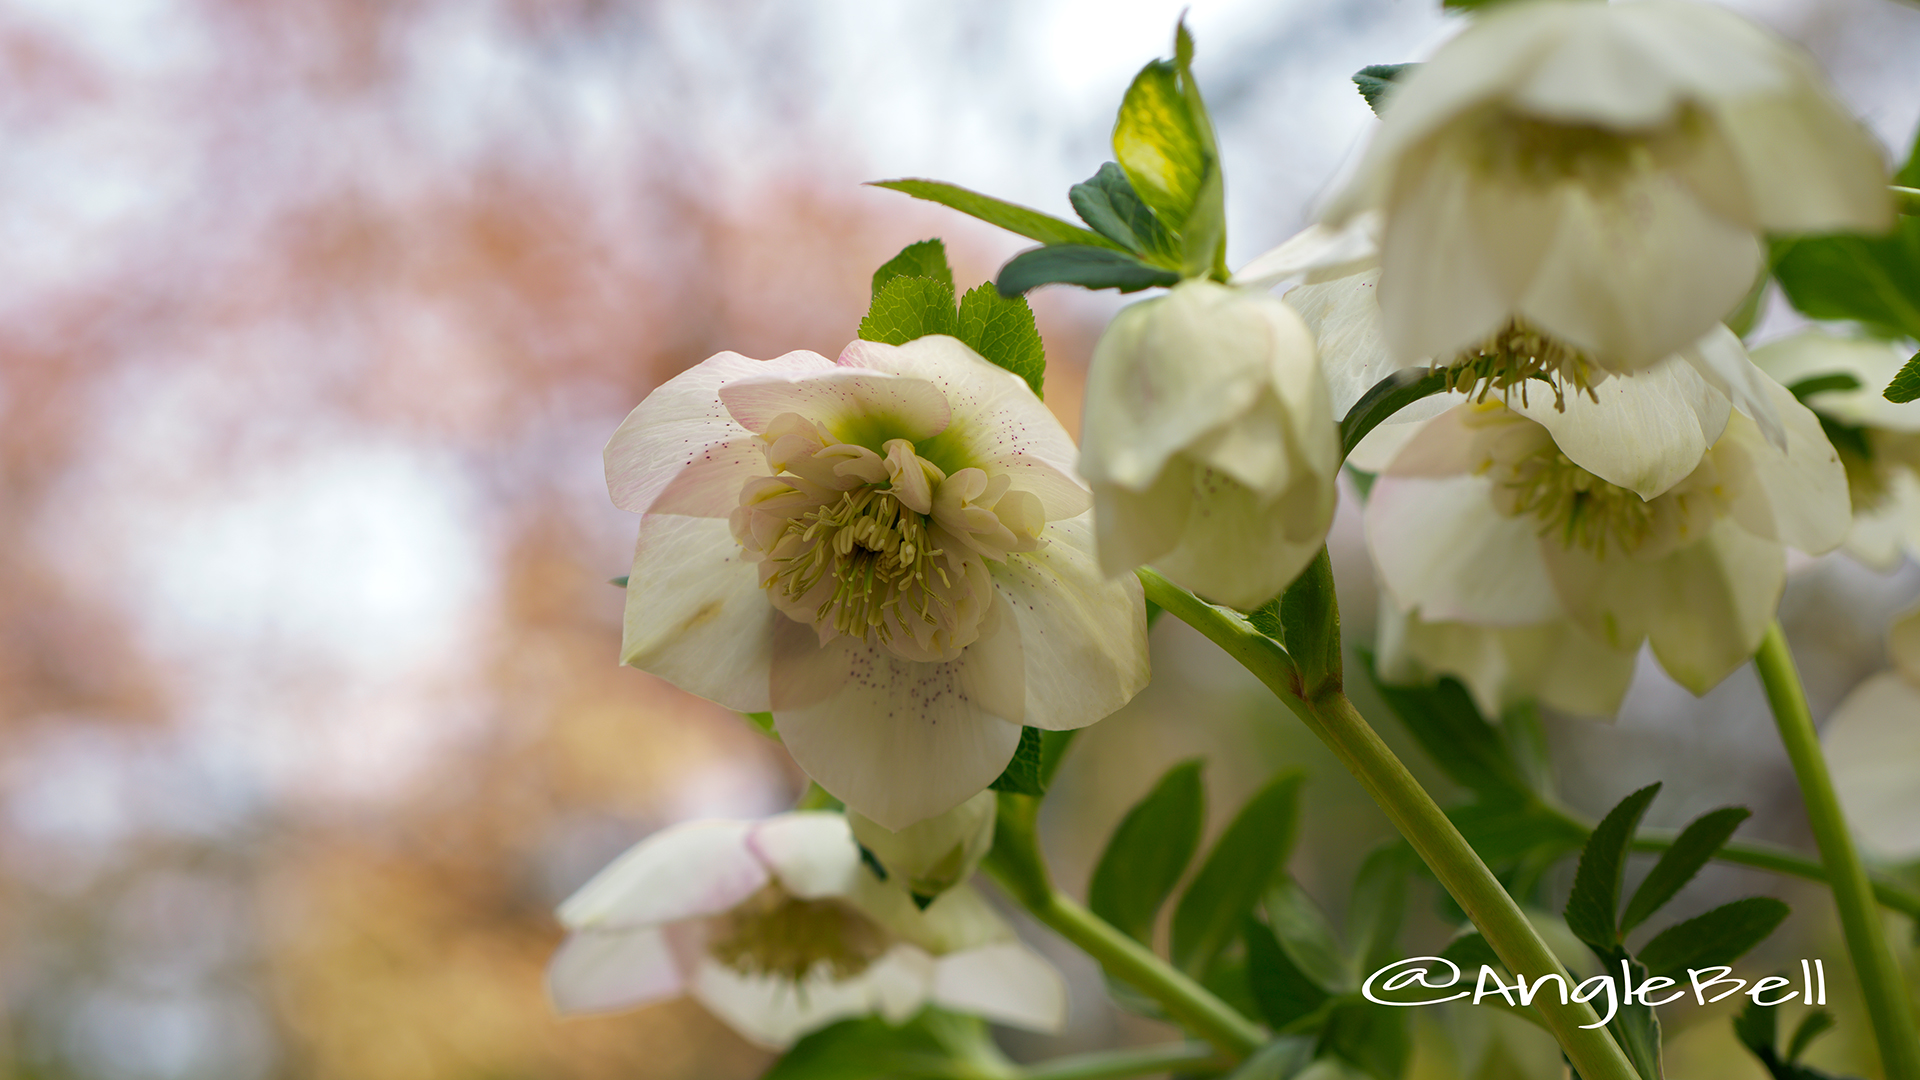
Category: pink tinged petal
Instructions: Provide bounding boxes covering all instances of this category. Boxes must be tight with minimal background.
[1824,673,1920,860]
[605,350,834,514]
[718,369,953,445]
[746,812,863,901]
[1515,354,1728,500]
[556,819,767,930]
[1712,379,1850,555]
[990,514,1150,732]
[1345,395,1463,474]
[689,958,905,1051]
[932,944,1069,1033]
[622,514,777,713]
[769,618,1025,831]
[546,928,685,1016]
[1367,475,1564,626]
[1380,402,1491,479]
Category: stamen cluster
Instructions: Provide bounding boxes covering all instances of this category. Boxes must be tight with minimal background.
[707,884,890,983]
[1441,318,1601,411]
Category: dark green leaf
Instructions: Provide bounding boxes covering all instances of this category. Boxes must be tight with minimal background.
[1068,162,1175,259]
[995,244,1181,296]
[1621,806,1752,933]
[1564,783,1662,952]
[608,575,628,588]
[1089,759,1206,944]
[1734,998,1778,1057]
[1278,548,1341,696]
[1897,116,1920,189]
[760,1016,949,1080]
[1887,351,1920,404]
[1347,846,1411,975]
[1770,221,1920,340]
[1113,59,1207,236]
[1243,917,1331,1030]
[989,726,1046,795]
[859,275,957,345]
[1172,771,1306,974]
[869,178,1127,251]
[1787,373,1864,400]
[1264,879,1353,992]
[870,239,953,297]
[1638,897,1791,981]
[1818,412,1873,462]
[1788,1009,1837,1063]
[1351,63,1416,115]
[955,282,1046,397]
[1341,368,1449,457]
[1363,655,1534,804]
[1320,1000,1410,1080]
[1224,1036,1316,1080]
[1608,958,1665,1080]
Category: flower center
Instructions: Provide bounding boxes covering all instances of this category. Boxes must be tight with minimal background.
[1493,443,1655,557]
[1442,318,1600,410]
[767,487,952,642]
[1465,106,1702,192]
[707,884,890,983]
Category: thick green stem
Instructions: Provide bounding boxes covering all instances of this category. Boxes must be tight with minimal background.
[1017,1043,1225,1080]
[1627,833,1920,921]
[1138,568,1641,1080]
[1756,622,1920,1080]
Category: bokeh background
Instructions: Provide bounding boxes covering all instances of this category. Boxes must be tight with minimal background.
[3,0,1918,1077]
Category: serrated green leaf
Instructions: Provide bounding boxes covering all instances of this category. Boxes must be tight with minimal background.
[1564,783,1662,951]
[1089,759,1206,944]
[1351,63,1416,116]
[1321,999,1410,1080]
[761,1016,950,1080]
[870,238,953,297]
[1263,878,1353,992]
[1113,59,1208,235]
[955,282,1045,397]
[1171,771,1305,975]
[988,726,1046,795]
[1787,1009,1837,1063]
[859,275,957,345]
[869,178,1126,250]
[1887,351,1920,403]
[1348,846,1411,975]
[1068,161,1175,259]
[1639,897,1791,981]
[1770,220,1920,340]
[1621,806,1751,933]
[1363,656,1534,804]
[1243,917,1331,1031]
[995,244,1181,296]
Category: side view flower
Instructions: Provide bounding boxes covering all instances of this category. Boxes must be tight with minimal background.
[848,789,996,905]
[1325,0,1890,375]
[605,335,1149,829]
[1375,594,1638,719]
[1823,605,1920,860]
[547,811,1066,1048]
[1079,280,1341,608]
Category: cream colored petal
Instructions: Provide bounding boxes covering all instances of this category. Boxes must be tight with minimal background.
[1515,354,1728,500]
[747,812,863,902]
[1389,602,1636,720]
[1712,84,1892,235]
[1679,325,1784,450]
[1091,466,1193,578]
[1889,604,1920,682]
[933,943,1069,1033]
[1232,216,1381,290]
[1285,267,1411,422]
[557,819,767,930]
[1152,467,1335,610]
[1345,395,1463,474]
[647,438,772,517]
[1184,388,1297,499]
[1538,540,1664,654]
[547,928,685,1016]
[605,350,833,514]
[690,955,922,1051]
[1823,672,1920,860]
[1367,474,1564,625]
[1712,378,1850,555]
[622,514,778,713]
[770,622,1024,831]
[1508,2,1690,127]
[1640,523,1784,694]
[718,369,953,443]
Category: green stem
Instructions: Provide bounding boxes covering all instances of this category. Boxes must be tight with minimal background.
[1626,833,1920,921]
[1896,185,1920,216]
[1756,622,1920,1080]
[1138,568,1641,1080]
[1017,1043,1225,1080]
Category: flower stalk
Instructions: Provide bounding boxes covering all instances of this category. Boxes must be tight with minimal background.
[1755,621,1920,1080]
[1137,567,1643,1080]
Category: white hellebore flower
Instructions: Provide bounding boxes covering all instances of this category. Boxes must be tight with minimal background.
[1080,280,1342,609]
[1368,363,1849,695]
[849,790,996,905]
[1375,593,1638,719]
[605,336,1149,830]
[1753,331,1920,569]
[547,811,1067,1048]
[1823,605,1920,859]
[1325,0,1891,373]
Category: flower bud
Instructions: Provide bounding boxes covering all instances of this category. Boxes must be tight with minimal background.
[848,790,997,905]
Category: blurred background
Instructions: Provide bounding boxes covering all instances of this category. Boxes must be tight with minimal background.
[2,0,1918,1077]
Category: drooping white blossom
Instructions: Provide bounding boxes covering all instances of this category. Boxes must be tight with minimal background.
[1753,331,1920,569]
[1079,280,1342,609]
[1376,594,1638,719]
[547,812,1066,1048]
[1324,0,1891,374]
[849,790,996,903]
[605,336,1149,829]
[1823,605,1920,859]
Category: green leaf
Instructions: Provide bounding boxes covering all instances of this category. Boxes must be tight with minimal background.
[1448,801,1586,866]
[1897,116,1920,189]
[743,711,777,737]
[1734,997,1778,1057]
[608,575,628,588]
[1113,59,1208,239]
[1787,1009,1837,1063]
[1351,63,1416,116]
[869,178,1127,251]
[1243,916,1332,1031]
[1347,846,1411,975]
[1171,771,1306,975]
[1363,656,1534,804]
[859,275,957,345]
[1263,878,1354,992]
[1440,931,1500,973]
[1224,1036,1316,1080]
[1089,759,1206,944]
[1887,351,1920,404]
[955,282,1046,397]
[761,1016,949,1080]
[1620,806,1752,933]
[1638,897,1791,981]
[1606,958,1665,1080]
[1786,372,1865,400]
[1564,783,1662,952]
[1341,368,1449,457]
[1770,220,1920,340]
[989,726,1046,795]
[1320,999,1410,1080]
[1069,161,1175,259]
[1278,548,1342,697]
[995,244,1181,296]
[870,238,953,297]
